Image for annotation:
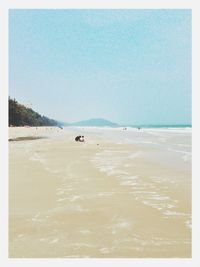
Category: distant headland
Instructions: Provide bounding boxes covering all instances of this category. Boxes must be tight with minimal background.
[63,118,119,127]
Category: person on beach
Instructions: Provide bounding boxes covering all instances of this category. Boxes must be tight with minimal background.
[75,135,85,142]
[79,136,85,142]
[75,135,81,141]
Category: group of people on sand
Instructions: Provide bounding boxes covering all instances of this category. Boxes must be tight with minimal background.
[75,135,85,142]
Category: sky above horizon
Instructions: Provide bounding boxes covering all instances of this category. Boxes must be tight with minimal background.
[9,9,191,125]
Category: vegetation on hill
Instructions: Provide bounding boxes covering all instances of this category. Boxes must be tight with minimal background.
[9,98,59,126]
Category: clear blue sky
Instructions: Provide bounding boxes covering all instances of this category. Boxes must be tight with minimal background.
[9,9,191,125]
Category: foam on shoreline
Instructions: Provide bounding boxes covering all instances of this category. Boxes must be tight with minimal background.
[9,126,191,258]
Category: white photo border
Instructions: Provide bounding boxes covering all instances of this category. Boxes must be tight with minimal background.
[0,1,199,267]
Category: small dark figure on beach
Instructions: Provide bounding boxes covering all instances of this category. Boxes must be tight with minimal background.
[75,135,85,142]
[75,135,81,142]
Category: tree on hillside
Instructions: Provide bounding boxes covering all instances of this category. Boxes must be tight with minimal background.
[9,97,59,127]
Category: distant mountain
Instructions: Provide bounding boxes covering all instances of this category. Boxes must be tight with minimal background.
[67,118,119,127]
[57,120,71,126]
[9,97,60,127]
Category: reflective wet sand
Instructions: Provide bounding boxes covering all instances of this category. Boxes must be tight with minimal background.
[9,127,191,258]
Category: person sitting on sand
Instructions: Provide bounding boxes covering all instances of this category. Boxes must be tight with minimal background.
[75,135,81,142]
[75,135,85,142]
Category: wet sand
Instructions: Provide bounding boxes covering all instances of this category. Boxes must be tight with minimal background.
[9,127,191,258]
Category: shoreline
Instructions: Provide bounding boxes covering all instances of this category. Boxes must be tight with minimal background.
[9,126,191,258]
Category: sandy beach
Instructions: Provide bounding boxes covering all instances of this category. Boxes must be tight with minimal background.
[9,126,191,258]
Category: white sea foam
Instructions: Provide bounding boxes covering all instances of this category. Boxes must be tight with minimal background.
[185,220,192,229]
[120,180,137,186]
[79,229,91,235]
[89,128,191,232]
[17,234,25,238]
[99,248,110,254]
[97,192,114,197]
[128,151,142,159]
[111,219,132,234]
[92,148,180,215]
[57,195,82,202]
[49,238,59,244]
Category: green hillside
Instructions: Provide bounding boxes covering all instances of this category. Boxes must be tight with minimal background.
[9,98,59,127]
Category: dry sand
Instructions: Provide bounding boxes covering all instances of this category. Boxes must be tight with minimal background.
[9,126,191,258]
